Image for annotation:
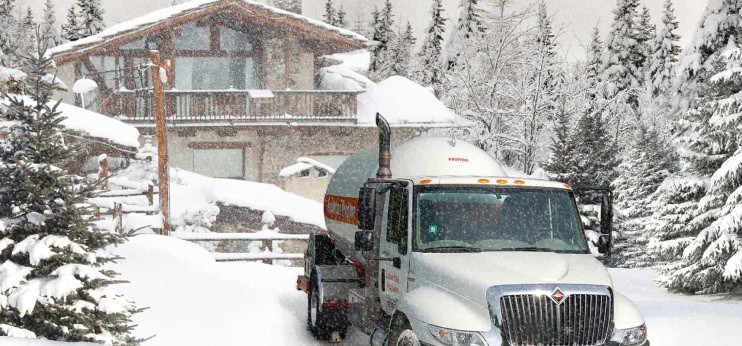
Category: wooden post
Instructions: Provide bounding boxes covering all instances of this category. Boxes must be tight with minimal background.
[262,239,273,265]
[146,185,154,215]
[99,156,109,190]
[115,202,123,232]
[150,50,170,236]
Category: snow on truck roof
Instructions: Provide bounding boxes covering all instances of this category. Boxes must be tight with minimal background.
[50,0,369,59]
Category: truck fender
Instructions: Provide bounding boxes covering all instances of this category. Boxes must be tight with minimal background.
[395,286,491,333]
[613,291,645,329]
[313,265,361,307]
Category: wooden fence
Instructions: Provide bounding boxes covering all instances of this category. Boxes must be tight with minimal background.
[170,231,308,264]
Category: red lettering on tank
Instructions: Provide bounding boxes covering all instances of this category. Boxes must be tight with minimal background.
[448,157,469,162]
[324,195,359,225]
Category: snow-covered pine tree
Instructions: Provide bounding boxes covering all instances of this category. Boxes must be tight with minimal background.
[40,0,60,49]
[413,0,446,96]
[515,1,561,174]
[610,125,676,267]
[0,42,141,344]
[660,36,742,293]
[62,6,82,42]
[586,27,603,113]
[603,0,642,139]
[76,0,105,38]
[369,0,396,80]
[368,7,382,72]
[444,0,483,69]
[570,112,619,189]
[0,0,19,67]
[634,4,656,71]
[381,22,416,78]
[647,0,680,99]
[543,95,577,184]
[336,6,346,28]
[322,0,336,26]
[17,7,36,58]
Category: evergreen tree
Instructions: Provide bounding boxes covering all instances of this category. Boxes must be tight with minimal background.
[322,0,336,26]
[635,4,656,71]
[444,0,483,68]
[17,7,36,58]
[0,0,18,67]
[368,7,382,72]
[0,42,141,344]
[413,0,446,96]
[647,0,681,98]
[543,99,577,184]
[336,6,346,28]
[586,27,603,113]
[369,0,396,80]
[76,0,105,38]
[603,0,642,118]
[62,6,82,42]
[40,0,60,49]
[570,112,619,189]
[382,22,416,78]
[610,126,676,267]
[661,37,742,293]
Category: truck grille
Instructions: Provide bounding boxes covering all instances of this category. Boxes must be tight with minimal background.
[499,292,612,345]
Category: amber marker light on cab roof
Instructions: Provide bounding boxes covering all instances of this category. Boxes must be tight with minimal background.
[419,179,432,185]
[496,179,508,184]
[478,178,490,184]
[563,183,572,189]
[514,179,526,185]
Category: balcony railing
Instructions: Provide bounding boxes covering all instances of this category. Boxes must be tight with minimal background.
[98,90,361,123]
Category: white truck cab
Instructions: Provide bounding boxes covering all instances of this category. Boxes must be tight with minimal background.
[297,115,648,346]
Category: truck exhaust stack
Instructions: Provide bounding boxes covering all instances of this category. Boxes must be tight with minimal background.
[376,113,392,179]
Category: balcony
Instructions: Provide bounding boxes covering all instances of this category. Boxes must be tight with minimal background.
[98,90,362,124]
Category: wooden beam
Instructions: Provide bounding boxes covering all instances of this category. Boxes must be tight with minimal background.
[150,51,171,236]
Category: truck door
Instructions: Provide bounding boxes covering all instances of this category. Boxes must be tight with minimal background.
[379,183,412,315]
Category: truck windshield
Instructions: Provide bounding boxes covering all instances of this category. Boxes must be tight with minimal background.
[414,186,589,254]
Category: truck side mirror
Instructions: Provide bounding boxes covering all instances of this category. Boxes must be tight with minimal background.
[358,187,377,230]
[355,230,374,251]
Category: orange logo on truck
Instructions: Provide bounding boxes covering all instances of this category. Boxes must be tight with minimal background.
[324,195,359,225]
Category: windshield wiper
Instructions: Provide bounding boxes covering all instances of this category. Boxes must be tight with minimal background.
[421,246,483,253]
[498,247,555,252]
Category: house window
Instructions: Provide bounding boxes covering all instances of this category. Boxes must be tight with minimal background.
[175,23,210,50]
[175,57,259,90]
[220,27,255,52]
[193,148,244,178]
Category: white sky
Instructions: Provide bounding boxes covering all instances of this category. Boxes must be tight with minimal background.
[24,0,708,61]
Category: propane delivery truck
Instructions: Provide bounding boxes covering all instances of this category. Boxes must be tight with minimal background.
[297,115,648,346]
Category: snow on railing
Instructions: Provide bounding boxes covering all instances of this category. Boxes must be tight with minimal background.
[170,231,307,264]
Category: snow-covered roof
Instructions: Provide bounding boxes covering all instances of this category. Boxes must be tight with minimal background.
[0,66,26,82]
[2,95,140,148]
[278,156,347,177]
[50,0,369,58]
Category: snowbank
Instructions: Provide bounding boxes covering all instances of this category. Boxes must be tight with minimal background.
[108,235,324,345]
[2,95,140,148]
[319,51,458,127]
[0,339,96,346]
[279,157,338,177]
[170,169,325,229]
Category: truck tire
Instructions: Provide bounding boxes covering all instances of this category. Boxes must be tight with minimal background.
[395,330,420,346]
[307,276,347,340]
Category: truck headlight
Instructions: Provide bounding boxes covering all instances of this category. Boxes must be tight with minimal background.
[428,325,487,346]
[611,324,647,345]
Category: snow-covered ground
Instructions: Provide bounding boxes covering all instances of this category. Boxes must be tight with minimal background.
[4,236,740,345]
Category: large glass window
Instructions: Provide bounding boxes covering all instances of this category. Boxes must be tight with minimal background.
[414,187,588,253]
[220,27,255,51]
[193,148,244,178]
[175,57,258,90]
[176,23,210,50]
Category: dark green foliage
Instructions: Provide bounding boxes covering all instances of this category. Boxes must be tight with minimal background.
[0,42,141,344]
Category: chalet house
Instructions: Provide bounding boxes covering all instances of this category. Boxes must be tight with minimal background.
[49,0,454,190]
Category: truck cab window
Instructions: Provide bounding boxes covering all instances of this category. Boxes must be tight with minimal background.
[414,187,588,253]
[386,187,408,255]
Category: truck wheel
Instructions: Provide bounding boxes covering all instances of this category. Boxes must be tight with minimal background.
[395,330,420,346]
[307,277,347,340]
[307,280,329,340]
